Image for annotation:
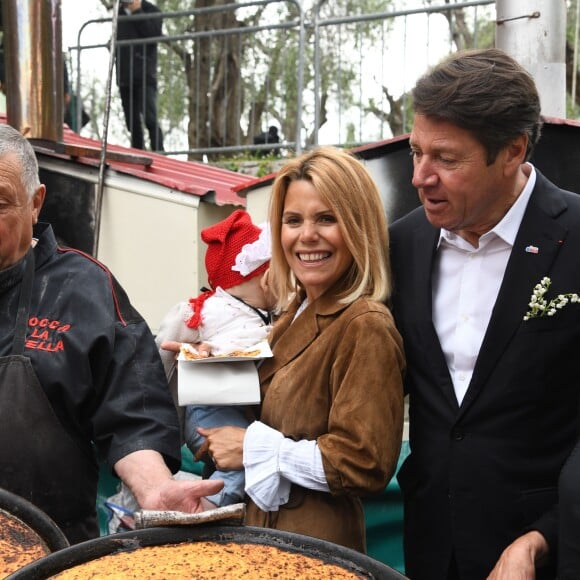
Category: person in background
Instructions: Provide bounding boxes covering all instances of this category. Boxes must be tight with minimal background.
[156,209,273,510]
[179,146,405,552]
[0,47,85,132]
[115,0,164,151]
[389,48,580,579]
[0,123,220,544]
[558,439,580,578]
[63,55,90,132]
[253,126,280,157]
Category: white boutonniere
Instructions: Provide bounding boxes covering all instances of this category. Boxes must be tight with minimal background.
[523,277,580,320]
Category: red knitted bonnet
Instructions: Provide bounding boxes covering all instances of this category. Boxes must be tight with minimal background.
[202,209,268,290]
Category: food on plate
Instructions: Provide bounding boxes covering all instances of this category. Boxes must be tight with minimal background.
[180,344,262,360]
[215,349,261,358]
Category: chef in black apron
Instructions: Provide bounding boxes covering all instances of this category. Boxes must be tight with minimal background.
[0,124,222,545]
[0,249,98,543]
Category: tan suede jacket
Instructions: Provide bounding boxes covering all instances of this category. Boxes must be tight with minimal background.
[245,292,405,552]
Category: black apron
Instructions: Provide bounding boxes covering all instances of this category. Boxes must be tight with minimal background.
[0,250,98,544]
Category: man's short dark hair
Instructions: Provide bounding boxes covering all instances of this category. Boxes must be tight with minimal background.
[412,48,542,164]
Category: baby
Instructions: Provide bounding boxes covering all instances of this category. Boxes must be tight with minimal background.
[156,209,272,508]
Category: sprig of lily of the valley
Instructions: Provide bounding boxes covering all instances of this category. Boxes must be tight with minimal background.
[523,277,580,320]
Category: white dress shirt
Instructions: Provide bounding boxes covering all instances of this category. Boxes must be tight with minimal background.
[432,164,536,405]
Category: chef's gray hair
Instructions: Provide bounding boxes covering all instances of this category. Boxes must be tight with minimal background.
[0,124,41,200]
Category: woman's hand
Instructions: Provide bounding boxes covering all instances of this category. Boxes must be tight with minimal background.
[196,426,246,470]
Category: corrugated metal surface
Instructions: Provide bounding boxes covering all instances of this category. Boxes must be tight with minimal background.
[1,113,252,207]
[232,171,277,196]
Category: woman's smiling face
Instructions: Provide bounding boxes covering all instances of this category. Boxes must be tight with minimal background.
[281,179,353,302]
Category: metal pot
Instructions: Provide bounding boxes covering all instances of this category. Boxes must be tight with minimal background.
[0,487,69,554]
[7,524,407,579]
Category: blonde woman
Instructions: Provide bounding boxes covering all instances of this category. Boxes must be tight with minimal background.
[196,147,405,552]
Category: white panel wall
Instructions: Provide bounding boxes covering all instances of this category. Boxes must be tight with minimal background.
[97,176,201,335]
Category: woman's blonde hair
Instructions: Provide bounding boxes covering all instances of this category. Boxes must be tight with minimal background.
[268,146,391,310]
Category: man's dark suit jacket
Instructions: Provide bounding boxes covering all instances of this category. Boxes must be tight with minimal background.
[116,1,162,88]
[559,439,580,578]
[390,170,580,580]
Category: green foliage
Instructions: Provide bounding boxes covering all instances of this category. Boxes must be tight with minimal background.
[344,122,356,147]
[566,92,580,120]
[471,13,495,49]
[567,0,579,46]
[213,153,284,178]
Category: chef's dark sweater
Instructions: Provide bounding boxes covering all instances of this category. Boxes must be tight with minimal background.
[0,223,181,472]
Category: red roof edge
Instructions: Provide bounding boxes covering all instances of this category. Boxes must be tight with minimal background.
[2,113,253,207]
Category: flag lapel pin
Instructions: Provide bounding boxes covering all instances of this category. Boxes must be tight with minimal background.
[525,245,539,254]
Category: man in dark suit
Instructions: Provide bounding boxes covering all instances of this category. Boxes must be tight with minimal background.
[115,0,164,151]
[390,48,580,580]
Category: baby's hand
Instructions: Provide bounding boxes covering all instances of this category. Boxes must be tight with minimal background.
[160,341,212,358]
[159,340,181,354]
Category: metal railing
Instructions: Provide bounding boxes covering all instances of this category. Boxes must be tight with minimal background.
[67,0,495,159]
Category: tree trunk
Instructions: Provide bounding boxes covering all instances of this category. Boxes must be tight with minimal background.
[187,0,242,160]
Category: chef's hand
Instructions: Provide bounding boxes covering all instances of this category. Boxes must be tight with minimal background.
[159,340,212,358]
[115,450,223,513]
[140,477,222,513]
[196,426,246,471]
